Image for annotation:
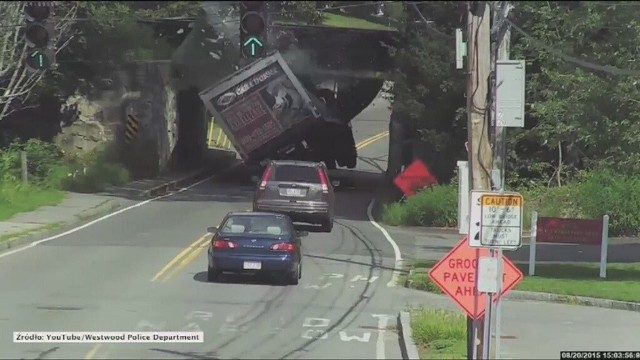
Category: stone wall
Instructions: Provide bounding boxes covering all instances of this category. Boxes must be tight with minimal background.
[54,61,180,179]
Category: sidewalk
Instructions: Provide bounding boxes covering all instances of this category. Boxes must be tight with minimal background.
[0,193,127,251]
[394,287,640,358]
[0,164,230,252]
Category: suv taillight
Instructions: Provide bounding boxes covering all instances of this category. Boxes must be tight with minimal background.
[259,166,273,190]
[212,238,238,249]
[270,242,295,252]
[317,168,329,194]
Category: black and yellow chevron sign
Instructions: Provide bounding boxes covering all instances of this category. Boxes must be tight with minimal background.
[124,115,139,143]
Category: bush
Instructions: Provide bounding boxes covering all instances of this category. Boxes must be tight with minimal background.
[382,184,458,227]
[573,169,640,236]
[64,161,130,193]
[381,168,640,236]
[62,144,130,193]
[0,139,64,184]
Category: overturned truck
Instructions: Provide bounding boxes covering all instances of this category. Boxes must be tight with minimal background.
[199,52,357,169]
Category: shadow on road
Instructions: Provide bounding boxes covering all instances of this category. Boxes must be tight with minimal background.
[305,253,407,274]
[193,271,288,287]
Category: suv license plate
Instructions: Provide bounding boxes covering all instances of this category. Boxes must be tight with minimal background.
[282,188,304,197]
[243,261,262,270]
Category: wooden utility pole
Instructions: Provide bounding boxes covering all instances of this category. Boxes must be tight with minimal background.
[492,1,512,191]
[466,1,492,359]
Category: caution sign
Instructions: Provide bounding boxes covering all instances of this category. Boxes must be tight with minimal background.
[480,193,524,248]
[125,114,139,143]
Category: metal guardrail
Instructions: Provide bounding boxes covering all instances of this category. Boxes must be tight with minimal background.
[207,118,234,151]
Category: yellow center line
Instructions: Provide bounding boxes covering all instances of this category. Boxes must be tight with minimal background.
[356,131,389,150]
[162,237,209,282]
[84,343,102,360]
[150,131,390,283]
[150,234,210,282]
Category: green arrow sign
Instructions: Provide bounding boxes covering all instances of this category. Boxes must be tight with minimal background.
[31,50,45,68]
[243,36,264,56]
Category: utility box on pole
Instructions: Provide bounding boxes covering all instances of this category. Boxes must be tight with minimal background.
[496,60,525,128]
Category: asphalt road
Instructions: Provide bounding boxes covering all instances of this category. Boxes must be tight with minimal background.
[0,97,401,359]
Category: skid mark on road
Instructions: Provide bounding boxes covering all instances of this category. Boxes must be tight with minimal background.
[276,220,386,359]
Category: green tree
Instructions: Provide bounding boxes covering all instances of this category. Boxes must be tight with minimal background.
[509,1,640,184]
[37,1,201,99]
[389,2,467,181]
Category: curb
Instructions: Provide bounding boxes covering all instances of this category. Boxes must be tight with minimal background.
[504,290,640,313]
[138,169,214,199]
[397,311,420,360]
[0,198,122,253]
[138,158,240,199]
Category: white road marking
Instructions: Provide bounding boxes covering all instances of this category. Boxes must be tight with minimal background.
[322,273,344,279]
[0,172,222,259]
[366,199,404,288]
[339,330,372,343]
[372,314,395,360]
[301,317,330,340]
[350,275,379,283]
[302,317,330,327]
[185,311,213,321]
[304,283,333,290]
[136,320,165,331]
[301,329,328,340]
[180,322,202,331]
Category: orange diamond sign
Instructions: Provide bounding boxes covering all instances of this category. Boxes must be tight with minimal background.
[428,236,523,319]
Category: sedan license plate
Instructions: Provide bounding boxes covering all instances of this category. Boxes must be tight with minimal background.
[243,261,262,270]
[280,188,305,197]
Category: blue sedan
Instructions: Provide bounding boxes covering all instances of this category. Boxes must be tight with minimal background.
[206,212,306,285]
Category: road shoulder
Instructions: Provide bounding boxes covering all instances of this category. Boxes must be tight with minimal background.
[0,193,126,253]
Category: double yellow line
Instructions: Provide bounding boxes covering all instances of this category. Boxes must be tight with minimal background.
[150,130,390,284]
[151,233,211,282]
[356,130,389,150]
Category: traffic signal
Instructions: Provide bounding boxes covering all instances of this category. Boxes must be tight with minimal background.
[23,2,56,72]
[240,1,267,59]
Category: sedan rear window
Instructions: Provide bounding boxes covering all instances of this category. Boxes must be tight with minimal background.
[272,165,319,183]
[220,215,291,236]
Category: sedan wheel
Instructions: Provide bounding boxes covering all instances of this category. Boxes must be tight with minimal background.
[288,264,301,285]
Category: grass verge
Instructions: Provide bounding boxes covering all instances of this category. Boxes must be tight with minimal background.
[275,13,396,31]
[411,307,466,359]
[401,260,640,303]
[0,182,66,221]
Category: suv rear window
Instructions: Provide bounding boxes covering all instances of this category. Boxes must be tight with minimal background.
[272,165,319,183]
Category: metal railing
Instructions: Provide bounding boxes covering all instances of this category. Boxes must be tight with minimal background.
[206,118,234,151]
